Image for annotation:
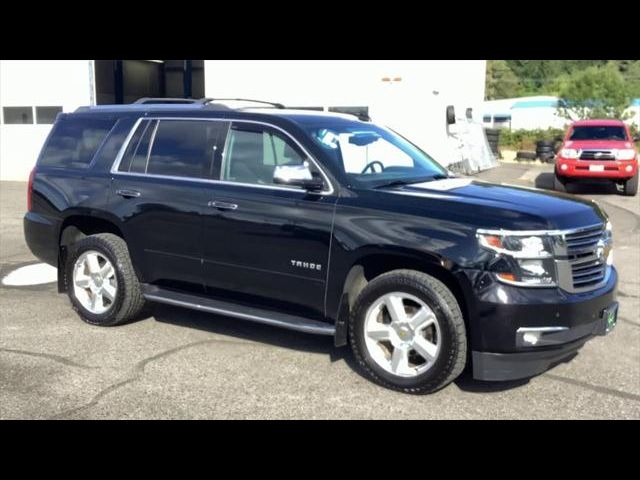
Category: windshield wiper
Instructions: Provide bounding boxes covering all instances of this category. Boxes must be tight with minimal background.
[373,174,448,189]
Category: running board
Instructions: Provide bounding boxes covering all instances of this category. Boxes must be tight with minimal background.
[141,285,335,336]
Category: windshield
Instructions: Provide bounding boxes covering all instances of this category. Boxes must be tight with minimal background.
[569,126,628,141]
[304,122,448,188]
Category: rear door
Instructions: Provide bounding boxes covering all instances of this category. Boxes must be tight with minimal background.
[110,118,228,291]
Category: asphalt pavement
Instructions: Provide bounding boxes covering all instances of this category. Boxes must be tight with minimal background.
[1,162,638,419]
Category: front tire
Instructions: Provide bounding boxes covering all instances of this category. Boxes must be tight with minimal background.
[554,173,567,192]
[349,269,467,394]
[622,172,638,196]
[65,233,146,326]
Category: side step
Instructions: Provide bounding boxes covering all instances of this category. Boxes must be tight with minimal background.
[141,285,335,336]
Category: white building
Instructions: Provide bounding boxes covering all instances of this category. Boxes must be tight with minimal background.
[481,95,571,131]
[1,60,487,181]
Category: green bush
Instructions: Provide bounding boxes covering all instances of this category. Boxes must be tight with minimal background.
[497,128,567,151]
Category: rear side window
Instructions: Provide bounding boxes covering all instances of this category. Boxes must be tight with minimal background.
[39,117,116,168]
[117,120,158,173]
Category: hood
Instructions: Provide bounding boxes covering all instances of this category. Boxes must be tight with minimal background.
[564,139,636,150]
[385,178,606,230]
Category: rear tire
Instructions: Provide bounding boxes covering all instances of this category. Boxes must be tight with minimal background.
[65,233,147,326]
[349,269,467,394]
[554,173,568,192]
[622,172,638,196]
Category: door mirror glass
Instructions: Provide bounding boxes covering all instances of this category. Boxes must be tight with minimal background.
[273,163,324,191]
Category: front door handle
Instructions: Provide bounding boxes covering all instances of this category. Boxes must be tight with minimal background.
[208,200,238,210]
[116,189,141,198]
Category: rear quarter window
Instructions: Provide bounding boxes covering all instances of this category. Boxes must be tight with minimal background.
[38,117,117,168]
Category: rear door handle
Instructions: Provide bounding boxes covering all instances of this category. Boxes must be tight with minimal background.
[208,200,238,210]
[116,189,141,198]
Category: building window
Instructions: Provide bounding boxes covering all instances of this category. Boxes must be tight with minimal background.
[35,106,63,124]
[3,106,34,124]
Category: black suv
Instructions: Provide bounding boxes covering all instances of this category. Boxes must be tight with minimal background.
[24,98,618,394]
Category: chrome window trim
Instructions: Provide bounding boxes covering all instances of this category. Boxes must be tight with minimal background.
[110,116,335,196]
[143,120,160,173]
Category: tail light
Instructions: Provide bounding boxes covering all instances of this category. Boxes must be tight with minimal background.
[27,167,36,212]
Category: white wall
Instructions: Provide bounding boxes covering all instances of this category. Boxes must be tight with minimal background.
[510,107,569,130]
[204,60,487,165]
[0,60,93,181]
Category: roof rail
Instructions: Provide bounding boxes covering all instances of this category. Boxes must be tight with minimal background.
[133,97,204,104]
[202,98,286,109]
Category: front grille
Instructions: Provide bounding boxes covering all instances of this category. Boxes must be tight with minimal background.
[554,223,610,293]
[564,224,605,255]
[579,150,615,161]
[571,257,606,289]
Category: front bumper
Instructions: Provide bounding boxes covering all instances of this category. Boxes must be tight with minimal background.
[468,267,617,381]
[556,157,637,179]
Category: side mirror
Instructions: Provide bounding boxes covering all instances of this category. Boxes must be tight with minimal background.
[446,105,456,125]
[273,163,325,192]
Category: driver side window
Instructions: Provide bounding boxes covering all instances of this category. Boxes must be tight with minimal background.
[221,123,307,185]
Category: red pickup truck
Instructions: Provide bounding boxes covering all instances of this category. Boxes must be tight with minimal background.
[554,119,638,196]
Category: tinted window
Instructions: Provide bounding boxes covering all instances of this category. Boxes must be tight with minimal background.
[118,121,149,172]
[3,106,33,124]
[35,106,63,124]
[146,120,222,178]
[130,121,157,173]
[221,124,307,185]
[569,126,628,141]
[38,117,116,168]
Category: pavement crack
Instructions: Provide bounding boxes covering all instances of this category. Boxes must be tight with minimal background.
[48,338,228,419]
[0,347,97,370]
[544,373,640,403]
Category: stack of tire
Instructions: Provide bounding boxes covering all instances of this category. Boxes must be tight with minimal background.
[484,128,500,158]
[536,140,555,163]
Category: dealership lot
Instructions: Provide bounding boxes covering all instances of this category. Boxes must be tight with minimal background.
[1,162,639,419]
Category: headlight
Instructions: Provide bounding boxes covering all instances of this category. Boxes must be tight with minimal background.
[477,230,557,287]
[605,221,614,265]
[614,149,636,160]
[560,148,579,159]
[477,232,553,258]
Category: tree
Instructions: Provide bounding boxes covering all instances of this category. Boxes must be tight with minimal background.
[485,60,521,100]
[556,64,631,120]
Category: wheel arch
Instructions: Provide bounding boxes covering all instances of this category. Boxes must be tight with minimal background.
[57,211,127,292]
[334,249,473,347]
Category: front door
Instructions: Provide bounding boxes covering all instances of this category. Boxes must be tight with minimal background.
[201,121,337,319]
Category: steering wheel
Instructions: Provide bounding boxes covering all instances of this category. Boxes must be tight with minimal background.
[361,161,385,174]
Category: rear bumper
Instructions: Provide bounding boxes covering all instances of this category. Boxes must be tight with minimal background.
[556,157,637,179]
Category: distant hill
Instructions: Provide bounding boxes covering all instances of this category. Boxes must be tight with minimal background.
[486,60,640,101]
